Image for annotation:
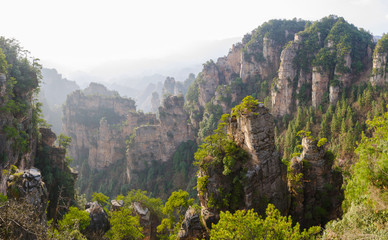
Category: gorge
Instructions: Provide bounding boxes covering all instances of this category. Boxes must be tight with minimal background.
[0,15,387,239]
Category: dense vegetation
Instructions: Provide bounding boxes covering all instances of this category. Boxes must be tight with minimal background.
[322,108,388,239]
[0,37,43,160]
[243,18,307,63]
[210,205,320,239]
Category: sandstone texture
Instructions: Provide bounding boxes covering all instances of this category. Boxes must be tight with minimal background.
[312,67,330,108]
[227,104,289,212]
[271,41,298,117]
[288,138,343,228]
[370,51,388,86]
[198,104,289,228]
[63,84,194,195]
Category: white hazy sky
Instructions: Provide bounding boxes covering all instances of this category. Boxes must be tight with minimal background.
[1,0,387,78]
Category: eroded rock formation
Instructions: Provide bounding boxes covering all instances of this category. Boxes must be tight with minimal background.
[198,104,289,228]
[178,206,207,240]
[370,49,388,86]
[271,39,299,116]
[85,202,110,234]
[288,138,343,228]
[6,168,48,224]
[63,83,194,196]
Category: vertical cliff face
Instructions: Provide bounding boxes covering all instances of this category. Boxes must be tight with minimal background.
[268,17,373,116]
[63,84,137,170]
[370,51,387,85]
[241,36,282,84]
[288,138,343,228]
[198,61,221,107]
[127,95,194,179]
[311,67,330,108]
[271,40,299,117]
[370,35,388,86]
[35,128,77,219]
[0,39,41,192]
[197,104,289,228]
[63,83,195,197]
[227,104,289,212]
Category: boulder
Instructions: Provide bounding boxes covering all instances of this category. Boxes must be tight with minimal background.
[178,206,207,240]
[110,199,123,211]
[85,201,110,233]
[6,168,48,223]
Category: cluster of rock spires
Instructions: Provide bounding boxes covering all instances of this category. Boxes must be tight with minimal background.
[180,103,343,238]
[185,16,387,127]
[63,82,194,195]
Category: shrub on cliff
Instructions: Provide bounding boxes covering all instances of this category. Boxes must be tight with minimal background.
[157,190,194,239]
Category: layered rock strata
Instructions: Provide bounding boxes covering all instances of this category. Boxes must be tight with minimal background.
[271,40,299,116]
[198,104,289,228]
[63,84,194,195]
[370,51,388,86]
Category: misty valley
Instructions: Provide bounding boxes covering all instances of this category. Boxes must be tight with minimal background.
[0,16,388,240]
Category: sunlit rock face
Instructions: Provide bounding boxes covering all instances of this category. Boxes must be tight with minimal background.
[271,40,298,117]
[370,51,388,86]
[198,104,289,228]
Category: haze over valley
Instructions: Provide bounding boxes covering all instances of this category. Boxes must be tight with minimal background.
[0,1,388,239]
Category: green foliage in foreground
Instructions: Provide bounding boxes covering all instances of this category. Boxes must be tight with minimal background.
[59,207,90,231]
[210,204,321,240]
[322,107,388,239]
[105,208,143,240]
[48,207,90,240]
[157,190,194,239]
[123,189,163,218]
[92,192,110,207]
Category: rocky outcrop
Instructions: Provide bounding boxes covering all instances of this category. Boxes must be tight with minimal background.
[329,85,340,105]
[127,95,194,178]
[241,37,281,84]
[217,44,243,85]
[312,67,330,108]
[162,77,176,96]
[132,202,160,240]
[6,168,48,224]
[83,82,118,97]
[85,202,110,233]
[198,61,221,107]
[271,40,299,117]
[110,199,123,211]
[35,127,77,219]
[178,206,207,240]
[370,51,388,86]
[227,104,289,212]
[0,46,40,193]
[63,83,137,170]
[63,84,194,196]
[150,91,160,113]
[288,138,343,228]
[198,104,289,228]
